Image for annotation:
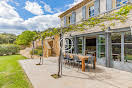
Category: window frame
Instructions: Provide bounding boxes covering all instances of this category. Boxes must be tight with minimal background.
[116,0,128,7]
[89,5,95,17]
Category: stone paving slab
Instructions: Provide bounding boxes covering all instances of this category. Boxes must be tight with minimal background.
[19,57,132,88]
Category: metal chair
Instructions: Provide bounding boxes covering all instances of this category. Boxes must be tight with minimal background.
[85,54,95,71]
[73,54,82,70]
[67,54,74,67]
[62,53,68,66]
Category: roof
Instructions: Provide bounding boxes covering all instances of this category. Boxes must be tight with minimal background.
[58,0,92,18]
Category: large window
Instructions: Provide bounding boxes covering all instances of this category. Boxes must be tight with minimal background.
[65,38,74,53]
[67,16,72,25]
[77,37,83,54]
[69,16,71,24]
[89,6,94,17]
[97,35,105,58]
[116,0,128,7]
[124,32,132,62]
[112,33,121,61]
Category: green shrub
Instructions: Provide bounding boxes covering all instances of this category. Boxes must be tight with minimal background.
[0,44,20,56]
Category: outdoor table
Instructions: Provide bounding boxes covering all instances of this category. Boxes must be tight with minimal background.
[78,55,96,72]
[69,54,96,72]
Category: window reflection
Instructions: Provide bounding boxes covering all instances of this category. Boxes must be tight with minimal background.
[116,0,128,7]
[98,35,105,58]
[124,32,132,62]
[89,5,94,17]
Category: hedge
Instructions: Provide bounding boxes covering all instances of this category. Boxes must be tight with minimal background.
[0,44,20,56]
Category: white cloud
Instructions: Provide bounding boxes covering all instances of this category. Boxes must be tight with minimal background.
[0,1,25,34]
[66,0,83,8]
[40,1,53,13]
[25,1,44,15]
[0,1,20,19]
[24,13,60,31]
[0,1,60,35]
[0,1,60,34]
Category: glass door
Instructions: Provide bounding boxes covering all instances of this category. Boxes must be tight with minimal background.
[97,35,105,59]
[77,37,83,54]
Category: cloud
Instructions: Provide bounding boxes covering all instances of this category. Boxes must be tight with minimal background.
[0,1,25,34]
[40,1,53,13]
[0,1,60,34]
[0,1,20,19]
[24,13,60,31]
[66,0,83,8]
[25,1,44,15]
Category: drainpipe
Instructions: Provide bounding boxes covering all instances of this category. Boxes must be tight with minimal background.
[105,27,113,68]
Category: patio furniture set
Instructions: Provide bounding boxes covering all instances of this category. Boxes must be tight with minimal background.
[63,53,96,72]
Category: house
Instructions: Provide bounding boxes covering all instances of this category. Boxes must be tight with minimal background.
[59,0,132,72]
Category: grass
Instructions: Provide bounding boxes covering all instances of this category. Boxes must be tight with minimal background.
[125,54,132,60]
[0,55,32,88]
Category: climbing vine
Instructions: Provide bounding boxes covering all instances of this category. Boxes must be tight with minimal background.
[39,4,132,39]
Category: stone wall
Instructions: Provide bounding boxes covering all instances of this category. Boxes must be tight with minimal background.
[53,35,60,56]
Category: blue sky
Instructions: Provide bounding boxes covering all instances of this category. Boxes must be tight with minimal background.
[0,0,82,34]
[8,0,74,20]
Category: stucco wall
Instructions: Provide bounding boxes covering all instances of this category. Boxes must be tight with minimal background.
[60,0,107,27]
[100,0,106,13]
[76,7,82,23]
[61,17,64,27]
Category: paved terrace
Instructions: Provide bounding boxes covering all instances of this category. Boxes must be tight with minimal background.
[19,57,132,88]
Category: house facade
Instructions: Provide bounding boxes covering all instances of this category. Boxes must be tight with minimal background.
[59,0,132,72]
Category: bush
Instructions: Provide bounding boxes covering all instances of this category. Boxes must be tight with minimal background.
[0,44,20,56]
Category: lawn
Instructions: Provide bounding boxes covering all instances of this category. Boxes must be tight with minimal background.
[125,54,132,60]
[0,55,32,88]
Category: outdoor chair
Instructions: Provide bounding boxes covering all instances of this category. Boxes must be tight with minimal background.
[85,54,94,71]
[73,54,82,70]
[66,54,74,67]
[62,53,68,66]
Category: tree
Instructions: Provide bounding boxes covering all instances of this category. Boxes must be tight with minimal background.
[0,33,16,44]
[15,30,36,46]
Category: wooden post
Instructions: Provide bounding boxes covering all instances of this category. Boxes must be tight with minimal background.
[82,57,85,72]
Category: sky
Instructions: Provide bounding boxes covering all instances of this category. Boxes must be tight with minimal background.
[0,0,83,35]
